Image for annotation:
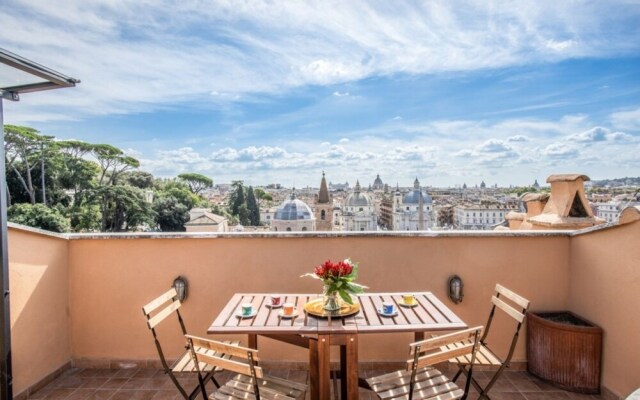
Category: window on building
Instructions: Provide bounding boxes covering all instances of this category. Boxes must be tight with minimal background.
[321,210,326,220]
[286,227,292,231]
[302,227,307,231]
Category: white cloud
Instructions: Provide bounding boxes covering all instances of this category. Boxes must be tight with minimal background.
[568,127,608,142]
[211,146,289,162]
[339,138,349,143]
[543,143,579,158]
[507,135,530,142]
[476,139,511,153]
[333,91,350,97]
[2,1,640,122]
[567,126,635,143]
[610,106,640,131]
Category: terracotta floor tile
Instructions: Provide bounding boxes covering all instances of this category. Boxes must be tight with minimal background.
[523,392,573,400]
[150,390,182,400]
[100,378,129,390]
[43,388,76,399]
[65,388,98,400]
[88,389,118,400]
[80,377,110,389]
[132,370,160,379]
[109,389,157,400]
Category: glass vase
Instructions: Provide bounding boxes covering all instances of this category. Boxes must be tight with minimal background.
[323,285,341,311]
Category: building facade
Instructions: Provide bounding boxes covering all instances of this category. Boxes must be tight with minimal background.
[342,181,378,231]
[454,203,516,230]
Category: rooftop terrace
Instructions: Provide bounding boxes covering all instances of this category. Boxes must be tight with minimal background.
[8,216,640,399]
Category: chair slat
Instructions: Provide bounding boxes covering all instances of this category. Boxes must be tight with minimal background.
[194,349,264,378]
[367,367,438,387]
[410,326,482,354]
[495,284,530,310]
[413,342,475,369]
[235,373,308,392]
[186,335,259,360]
[491,296,525,323]
[377,373,448,399]
[147,300,181,329]
[142,288,177,316]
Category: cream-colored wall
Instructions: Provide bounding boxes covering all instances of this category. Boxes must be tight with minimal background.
[8,227,70,395]
[67,235,570,364]
[569,221,640,398]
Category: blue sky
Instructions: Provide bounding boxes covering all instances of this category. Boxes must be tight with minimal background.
[2,1,640,187]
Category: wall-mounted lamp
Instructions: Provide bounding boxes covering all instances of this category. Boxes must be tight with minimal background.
[173,276,188,302]
[448,275,464,304]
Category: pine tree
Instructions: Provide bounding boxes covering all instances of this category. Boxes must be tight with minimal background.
[246,186,260,226]
[230,181,245,216]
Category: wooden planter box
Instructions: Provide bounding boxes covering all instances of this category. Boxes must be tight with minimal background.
[527,311,603,394]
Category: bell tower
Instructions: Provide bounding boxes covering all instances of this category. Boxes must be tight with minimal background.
[315,172,334,231]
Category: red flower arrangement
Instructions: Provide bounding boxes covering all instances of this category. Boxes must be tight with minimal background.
[302,258,367,305]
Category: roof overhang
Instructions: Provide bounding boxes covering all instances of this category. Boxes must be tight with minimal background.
[0,47,80,101]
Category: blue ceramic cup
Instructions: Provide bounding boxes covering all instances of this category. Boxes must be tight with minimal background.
[382,302,395,314]
[241,303,253,316]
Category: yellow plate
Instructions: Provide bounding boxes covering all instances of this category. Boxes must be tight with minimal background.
[304,298,361,318]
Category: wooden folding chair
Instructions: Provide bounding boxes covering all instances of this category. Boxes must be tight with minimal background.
[366,326,483,400]
[185,335,308,400]
[448,284,530,400]
[142,288,239,400]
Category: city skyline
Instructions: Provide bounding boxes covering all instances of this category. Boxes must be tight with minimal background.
[2,1,639,187]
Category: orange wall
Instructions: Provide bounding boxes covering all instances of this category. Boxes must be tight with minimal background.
[8,227,70,395]
[569,222,640,398]
[67,234,570,364]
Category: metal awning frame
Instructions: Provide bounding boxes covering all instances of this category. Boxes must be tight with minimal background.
[0,48,80,101]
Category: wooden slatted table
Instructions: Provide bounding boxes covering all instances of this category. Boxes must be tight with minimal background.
[208,292,467,400]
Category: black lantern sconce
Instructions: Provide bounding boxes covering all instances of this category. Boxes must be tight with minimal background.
[173,276,188,302]
[448,275,464,304]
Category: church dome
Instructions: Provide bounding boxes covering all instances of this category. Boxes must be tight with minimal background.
[345,181,372,207]
[403,178,432,204]
[403,190,432,204]
[373,174,383,185]
[274,192,314,220]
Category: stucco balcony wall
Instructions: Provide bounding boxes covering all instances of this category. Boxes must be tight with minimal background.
[7,221,640,398]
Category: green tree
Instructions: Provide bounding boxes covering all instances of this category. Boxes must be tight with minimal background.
[85,185,154,232]
[254,187,273,203]
[8,203,70,233]
[66,204,102,232]
[4,125,49,205]
[229,181,245,216]
[153,196,189,232]
[122,171,154,189]
[177,173,213,195]
[92,144,140,185]
[237,203,250,226]
[246,186,260,226]
[56,140,100,204]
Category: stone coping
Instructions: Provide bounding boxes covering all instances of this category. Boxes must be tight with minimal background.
[9,220,625,240]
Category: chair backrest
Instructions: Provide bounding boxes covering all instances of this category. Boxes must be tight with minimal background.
[406,326,483,400]
[142,288,187,372]
[483,284,531,364]
[408,326,483,370]
[186,335,264,379]
[142,287,185,331]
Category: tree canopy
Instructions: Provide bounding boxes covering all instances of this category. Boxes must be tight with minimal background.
[3,124,218,233]
[178,173,213,194]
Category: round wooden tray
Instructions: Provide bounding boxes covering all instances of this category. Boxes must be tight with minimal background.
[303,298,361,318]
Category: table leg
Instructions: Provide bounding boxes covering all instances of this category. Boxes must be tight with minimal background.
[345,334,359,400]
[309,335,331,400]
[248,334,258,349]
